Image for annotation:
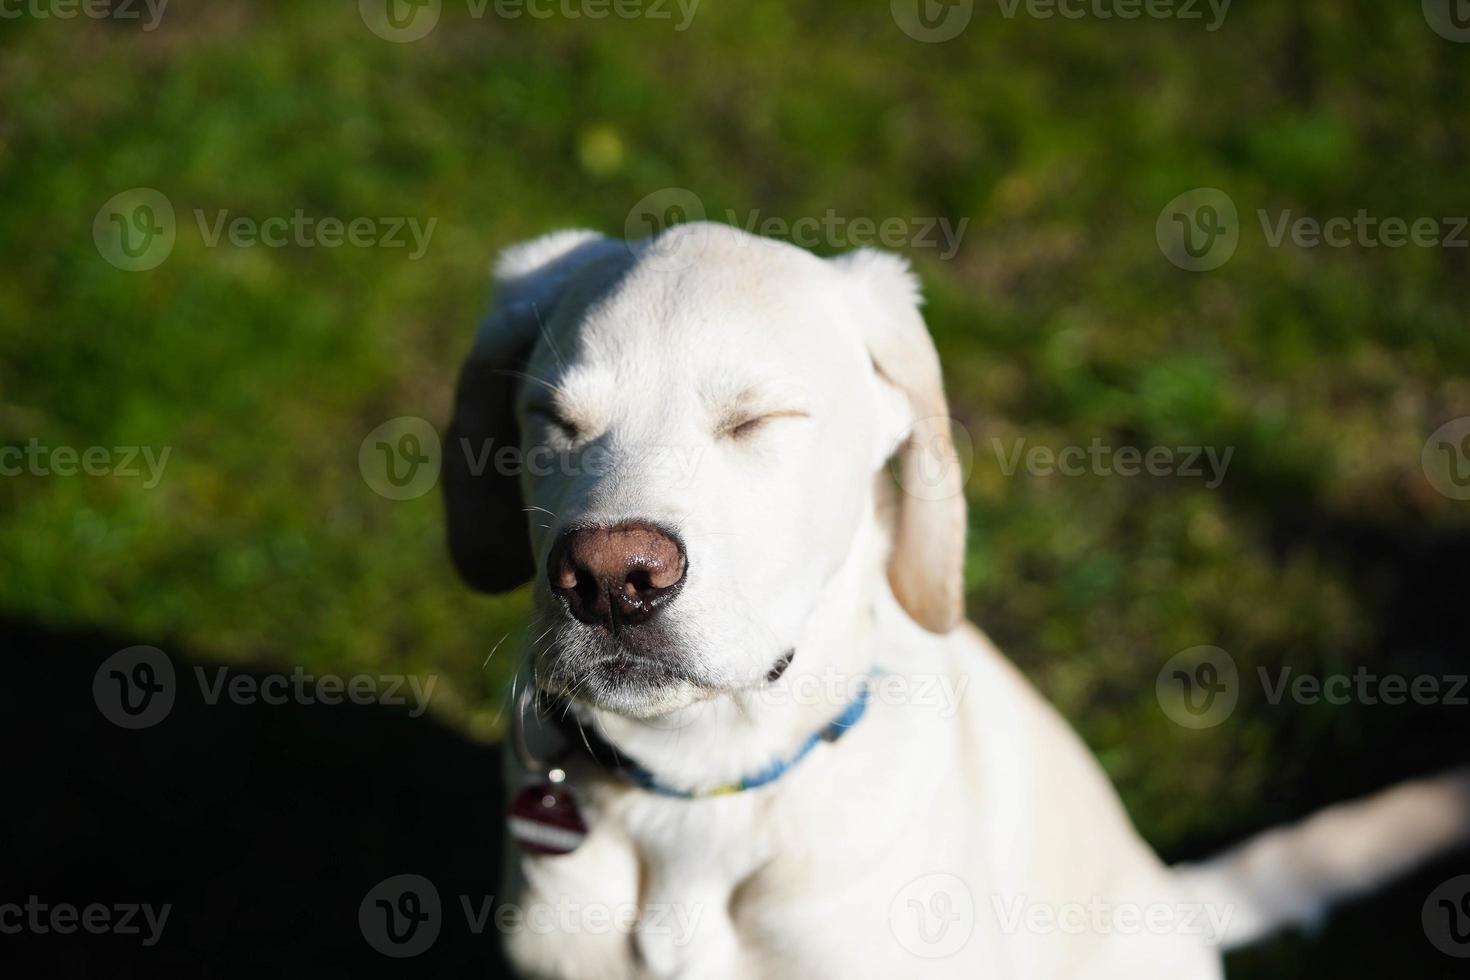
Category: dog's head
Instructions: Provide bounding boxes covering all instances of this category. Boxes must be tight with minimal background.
[445,223,965,718]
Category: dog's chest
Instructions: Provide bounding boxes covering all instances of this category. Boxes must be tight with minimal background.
[592,786,779,976]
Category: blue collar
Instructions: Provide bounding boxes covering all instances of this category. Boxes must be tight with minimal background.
[533,673,877,800]
[625,677,875,798]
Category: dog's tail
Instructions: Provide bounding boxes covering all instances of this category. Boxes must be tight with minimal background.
[1172,767,1470,950]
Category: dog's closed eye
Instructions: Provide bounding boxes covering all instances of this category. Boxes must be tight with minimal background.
[719,409,810,441]
[525,404,581,441]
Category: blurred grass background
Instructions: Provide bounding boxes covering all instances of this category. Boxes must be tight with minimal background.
[2,1,1469,975]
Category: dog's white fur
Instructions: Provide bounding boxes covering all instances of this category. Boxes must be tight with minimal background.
[448,223,1470,979]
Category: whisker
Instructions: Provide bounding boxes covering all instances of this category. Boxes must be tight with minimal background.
[482,632,511,669]
[493,368,564,396]
[530,302,568,373]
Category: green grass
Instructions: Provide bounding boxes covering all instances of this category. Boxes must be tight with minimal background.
[3,3,1469,974]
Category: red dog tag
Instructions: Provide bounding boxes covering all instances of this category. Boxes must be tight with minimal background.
[508,782,588,856]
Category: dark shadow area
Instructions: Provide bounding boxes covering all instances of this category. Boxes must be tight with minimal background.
[5,525,1468,980]
[1,617,512,979]
[1177,493,1470,978]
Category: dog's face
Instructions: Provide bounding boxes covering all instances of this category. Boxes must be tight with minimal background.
[445,224,966,718]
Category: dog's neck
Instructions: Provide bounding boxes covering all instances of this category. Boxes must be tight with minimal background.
[585,513,888,795]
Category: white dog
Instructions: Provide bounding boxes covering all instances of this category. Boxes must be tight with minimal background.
[443,223,1470,979]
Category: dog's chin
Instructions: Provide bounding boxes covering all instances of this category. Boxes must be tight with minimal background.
[579,665,707,719]
[536,631,713,719]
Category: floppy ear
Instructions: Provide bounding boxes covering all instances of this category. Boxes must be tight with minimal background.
[832,249,967,634]
[444,230,621,593]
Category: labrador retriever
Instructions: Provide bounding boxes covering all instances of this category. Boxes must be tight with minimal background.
[444,222,1470,979]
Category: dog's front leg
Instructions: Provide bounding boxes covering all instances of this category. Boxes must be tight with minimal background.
[502,829,644,980]
[637,881,749,980]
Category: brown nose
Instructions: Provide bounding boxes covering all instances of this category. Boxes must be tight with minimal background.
[548,522,687,629]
